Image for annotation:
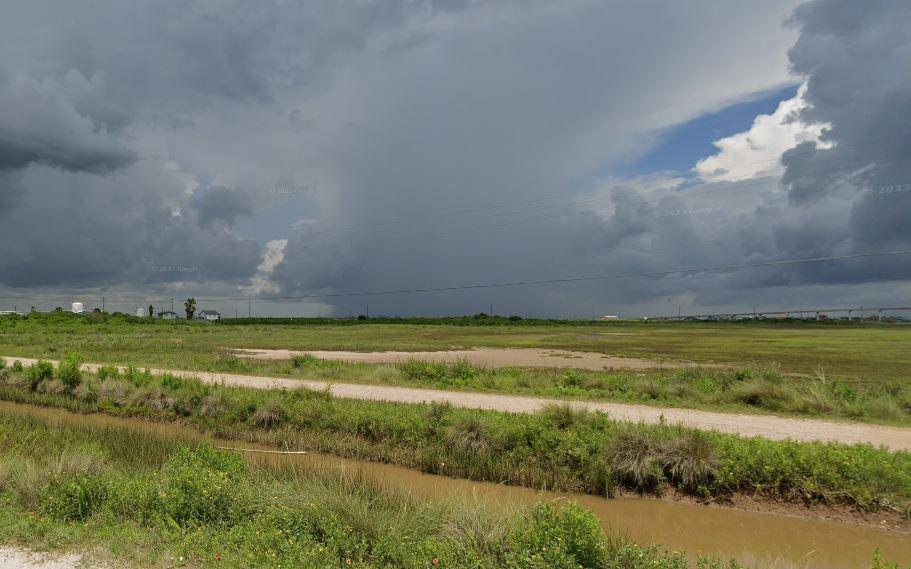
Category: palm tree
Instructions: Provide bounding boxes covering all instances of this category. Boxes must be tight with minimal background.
[184,298,196,320]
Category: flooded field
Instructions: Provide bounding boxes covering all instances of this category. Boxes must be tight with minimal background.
[3,401,907,569]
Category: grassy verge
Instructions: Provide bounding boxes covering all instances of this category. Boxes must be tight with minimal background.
[1,411,768,568]
[261,355,911,426]
[1,355,909,518]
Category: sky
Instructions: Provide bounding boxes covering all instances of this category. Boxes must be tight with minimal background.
[1,0,909,318]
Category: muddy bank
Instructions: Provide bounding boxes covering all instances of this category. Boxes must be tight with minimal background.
[229,346,708,371]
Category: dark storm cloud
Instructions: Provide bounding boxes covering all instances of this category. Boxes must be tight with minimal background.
[0,69,134,173]
[5,0,908,316]
[267,0,800,315]
[778,0,911,262]
[192,187,254,228]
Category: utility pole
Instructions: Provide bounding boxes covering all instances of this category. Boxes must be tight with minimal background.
[102,296,105,312]
[489,303,493,316]
[366,303,369,318]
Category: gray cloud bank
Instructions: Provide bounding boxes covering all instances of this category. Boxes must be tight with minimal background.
[1,0,909,316]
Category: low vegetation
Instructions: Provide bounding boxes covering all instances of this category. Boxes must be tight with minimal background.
[2,312,910,425]
[0,412,792,568]
[0,355,908,518]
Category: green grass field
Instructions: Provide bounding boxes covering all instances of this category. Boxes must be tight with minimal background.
[3,313,910,381]
[2,313,910,425]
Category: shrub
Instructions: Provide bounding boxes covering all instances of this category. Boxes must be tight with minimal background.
[56,351,85,390]
[12,360,23,373]
[159,373,184,390]
[508,503,606,568]
[37,448,109,522]
[96,365,119,380]
[123,366,153,387]
[562,370,585,388]
[425,401,452,437]
[0,359,4,371]
[450,359,480,381]
[25,360,54,390]
[159,444,248,527]
[400,360,449,383]
[252,398,286,428]
[42,472,109,522]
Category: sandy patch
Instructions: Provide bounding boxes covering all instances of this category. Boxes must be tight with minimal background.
[0,548,89,569]
[229,347,699,371]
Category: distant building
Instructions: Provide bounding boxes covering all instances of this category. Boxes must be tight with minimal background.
[600,315,619,320]
[198,310,221,321]
[135,307,146,317]
[157,311,179,320]
[72,302,85,314]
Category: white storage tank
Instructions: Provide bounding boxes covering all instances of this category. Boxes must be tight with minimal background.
[71,302,84,314]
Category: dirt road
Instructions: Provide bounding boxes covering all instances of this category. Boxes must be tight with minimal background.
[3,355,910,450]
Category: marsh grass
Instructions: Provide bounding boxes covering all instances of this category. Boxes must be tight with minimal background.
[0,411,775,568]
[0,360,909,516]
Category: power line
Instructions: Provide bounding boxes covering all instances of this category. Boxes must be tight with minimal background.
[4,250,908,307]
[192,249,911,302]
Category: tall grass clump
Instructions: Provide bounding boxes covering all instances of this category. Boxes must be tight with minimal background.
[539,403,593,430]
[658,431,719,495]
[251,397,286,428]
[446,416,495,456]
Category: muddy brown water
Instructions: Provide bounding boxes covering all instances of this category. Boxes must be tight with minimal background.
[1,401,908,568]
